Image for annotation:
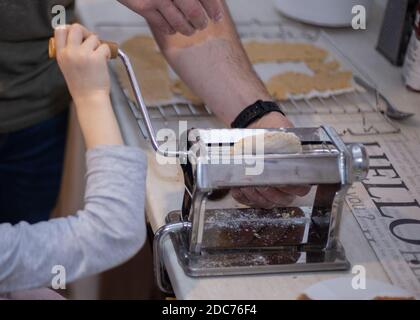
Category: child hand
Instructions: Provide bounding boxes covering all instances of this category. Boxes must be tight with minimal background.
[54,24,123,149]
[54,24,111,104]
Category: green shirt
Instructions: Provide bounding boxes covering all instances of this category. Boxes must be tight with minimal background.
[0,0,75,133]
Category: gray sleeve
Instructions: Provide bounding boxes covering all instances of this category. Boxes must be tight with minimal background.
[0,145,148,293]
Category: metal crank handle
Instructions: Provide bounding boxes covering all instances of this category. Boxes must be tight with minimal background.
[49,37,181,157]
[153,221,192,294]
[117,49,176,156]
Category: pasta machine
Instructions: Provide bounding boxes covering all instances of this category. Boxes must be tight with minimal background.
[152,126,369,293]
[49,39,370,294]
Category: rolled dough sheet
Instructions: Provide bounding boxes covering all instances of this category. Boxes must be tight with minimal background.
[267,71,353,100]
[306,60,340,74]
[243,41,328,64]
[232,131,302,155]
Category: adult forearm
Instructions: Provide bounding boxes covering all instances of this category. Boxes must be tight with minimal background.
[150,2,272,126]
[149,3,301,209]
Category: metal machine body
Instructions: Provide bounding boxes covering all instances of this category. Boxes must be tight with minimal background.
[153,127,368,293]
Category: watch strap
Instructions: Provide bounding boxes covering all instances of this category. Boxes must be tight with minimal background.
[230,100,286,129]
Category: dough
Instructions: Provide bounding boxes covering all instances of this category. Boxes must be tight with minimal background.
[306,60,340,74]
[267,71,353,100]
[232,131,302,155]
[243,41,352,100]
[243,41,328,64]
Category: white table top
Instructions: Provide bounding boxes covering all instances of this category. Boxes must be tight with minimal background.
[78,0,420,299]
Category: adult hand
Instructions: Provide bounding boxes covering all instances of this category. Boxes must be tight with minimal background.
[231,112,311,209]
[117,0,224,36]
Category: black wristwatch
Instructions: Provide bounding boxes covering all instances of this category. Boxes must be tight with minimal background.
[230,100,286,129]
